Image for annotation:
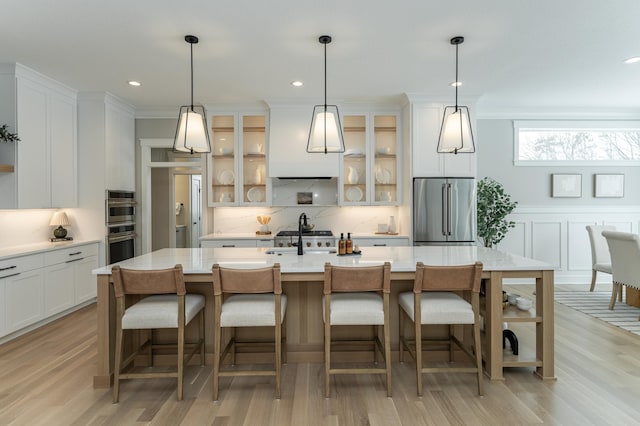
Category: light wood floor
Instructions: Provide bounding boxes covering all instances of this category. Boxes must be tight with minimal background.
[2,284,640,425]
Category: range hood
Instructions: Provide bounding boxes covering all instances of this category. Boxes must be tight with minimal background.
[268,104,340,178]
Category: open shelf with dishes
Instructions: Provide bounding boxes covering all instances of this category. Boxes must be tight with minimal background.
[208,113,269,206]
[341,112,400,205]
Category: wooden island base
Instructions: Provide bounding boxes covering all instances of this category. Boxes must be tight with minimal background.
[94,267,555,388]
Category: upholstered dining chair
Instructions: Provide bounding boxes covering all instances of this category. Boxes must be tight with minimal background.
[602,230,640,314]
[111,264,205,403]
[586,225,616,292]
[399,261,484,396]
[211,263,286,400]
[323,262,392,397]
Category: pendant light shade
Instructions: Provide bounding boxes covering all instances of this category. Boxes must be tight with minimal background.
[307,35,345,154]
[173,35,211,154]
[437,36,475,154]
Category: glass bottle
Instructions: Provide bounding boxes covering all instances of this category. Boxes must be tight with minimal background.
[388,216,397,234]
[338,233,346,255]
[346,232,353,254]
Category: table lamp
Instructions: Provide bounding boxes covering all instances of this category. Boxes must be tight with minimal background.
[49,211,70,239]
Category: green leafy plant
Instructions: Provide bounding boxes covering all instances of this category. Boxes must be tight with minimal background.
[0,124,19,143]
[477,177,517,248]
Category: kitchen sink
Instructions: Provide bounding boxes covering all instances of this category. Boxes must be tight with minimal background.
[265,247,337,255]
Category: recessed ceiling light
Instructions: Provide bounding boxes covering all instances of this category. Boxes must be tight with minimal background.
[624,57,640,64]
[128,81,142,87]
[450,81,462,87]
[291,80,303,87]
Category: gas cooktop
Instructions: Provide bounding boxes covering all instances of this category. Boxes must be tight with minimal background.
[276,230,333,237]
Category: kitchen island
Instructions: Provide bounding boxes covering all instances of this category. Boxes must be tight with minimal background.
[92,246,554,388]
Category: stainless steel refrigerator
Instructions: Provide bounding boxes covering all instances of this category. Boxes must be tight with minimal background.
[413,177,476,245]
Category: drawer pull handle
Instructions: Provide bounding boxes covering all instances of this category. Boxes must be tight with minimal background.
[66,258,84,264]
[222,245,235,248]
[373,244,387,247]
[68,251,82,256]
[0,272,20,279]
[0,265,17,271]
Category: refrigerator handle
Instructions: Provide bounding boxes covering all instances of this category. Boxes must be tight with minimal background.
[441,183,447,236]
[447,183,452,236]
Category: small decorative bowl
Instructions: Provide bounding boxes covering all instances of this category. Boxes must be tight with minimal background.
[516,297,532,311]
[508,293,520,305]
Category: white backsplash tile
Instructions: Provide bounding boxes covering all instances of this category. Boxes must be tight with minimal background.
[212,206,403,235]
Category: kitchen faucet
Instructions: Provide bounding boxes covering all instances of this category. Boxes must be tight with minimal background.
[297,212,307,255]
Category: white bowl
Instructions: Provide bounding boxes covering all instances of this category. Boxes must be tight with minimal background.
[507,293,520,305]
[516,297,532,310]
[377,146,391,155]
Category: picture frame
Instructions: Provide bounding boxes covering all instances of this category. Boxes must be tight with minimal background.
[552,174,582,198]
[594,174,624,198]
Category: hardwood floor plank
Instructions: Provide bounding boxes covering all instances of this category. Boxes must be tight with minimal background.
[3,286,640,425]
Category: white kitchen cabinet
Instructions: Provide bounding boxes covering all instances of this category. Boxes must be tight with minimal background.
[341,112,401,206]
[5,268,45,334]
[0,241,98,341]
[0,63,78,209]
[268,105,340,178]
[208,112,270,207]
[105,99,135,191]
[411,104,475,177]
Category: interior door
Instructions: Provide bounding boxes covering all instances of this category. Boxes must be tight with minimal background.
[191,175,202,247]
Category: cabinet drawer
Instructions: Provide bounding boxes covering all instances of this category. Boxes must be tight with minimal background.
[0,254,44,278]
[45,244,99,266]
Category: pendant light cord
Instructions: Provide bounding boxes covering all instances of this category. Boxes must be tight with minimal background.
[190,41,194,111]
[454,42,459,111]
[323,40,328,152]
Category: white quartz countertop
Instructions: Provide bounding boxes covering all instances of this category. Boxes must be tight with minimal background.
[94,246,552,275]
[0,239,101,261]
[199,232,409,240]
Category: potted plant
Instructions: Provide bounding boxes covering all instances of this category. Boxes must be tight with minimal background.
[0,124,19,143]
[477,177,517,248]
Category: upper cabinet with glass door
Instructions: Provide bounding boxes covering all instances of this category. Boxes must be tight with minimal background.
[341,113,399,205]
[208,113,268,207]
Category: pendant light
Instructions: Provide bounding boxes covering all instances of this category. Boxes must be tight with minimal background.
[173,35,211,154]
[307,35,345,154]
[437,36,475,154]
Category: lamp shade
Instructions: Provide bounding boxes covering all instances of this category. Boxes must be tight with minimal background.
[437,106,475,154]
[49,211,70,227]
[307,105,345,153]
[173,105,211,153]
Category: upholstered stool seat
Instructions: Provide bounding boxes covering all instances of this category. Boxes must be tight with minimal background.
[586,225,616,294]
[399,262,484,396]
[323,262,392,398]
[122,294,205,329]
[112,264,205,403]
[212,263,286,400]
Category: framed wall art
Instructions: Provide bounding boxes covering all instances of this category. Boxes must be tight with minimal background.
[594,174,624,198]
[552,174,582,198]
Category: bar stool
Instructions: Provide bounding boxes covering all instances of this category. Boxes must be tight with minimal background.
[111,264,205,403]
[399,262,483,396]
[323,261,392,397]
[211,263,286,400]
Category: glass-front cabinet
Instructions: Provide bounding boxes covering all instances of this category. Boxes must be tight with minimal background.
[208,113,268,206]
[341,113,399,205]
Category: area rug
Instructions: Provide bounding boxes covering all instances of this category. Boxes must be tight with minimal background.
[555,291,640,336]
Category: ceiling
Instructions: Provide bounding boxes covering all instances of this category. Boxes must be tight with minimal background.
[3,0,640,116]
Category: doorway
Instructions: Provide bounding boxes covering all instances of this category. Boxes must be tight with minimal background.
[174,173,202,248]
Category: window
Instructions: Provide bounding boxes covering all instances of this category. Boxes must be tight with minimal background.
[514,120,640,165]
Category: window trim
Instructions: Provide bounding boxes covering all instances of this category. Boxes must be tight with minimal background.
[513,120,640,166]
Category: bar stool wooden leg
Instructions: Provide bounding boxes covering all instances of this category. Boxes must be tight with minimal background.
[383,296,391,397]
[399,309,405,363]
[177,323,185,401]
[324,296,331,398]
[473,320,484,396]
[213,298,222,401]
[113,323,123,403]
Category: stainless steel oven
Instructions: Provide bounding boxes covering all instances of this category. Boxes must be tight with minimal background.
[106,223,136,264]
[105,190,137,264]
[106,190,136,224]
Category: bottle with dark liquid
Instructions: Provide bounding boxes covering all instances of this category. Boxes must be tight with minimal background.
[338,233,346,255]
[346,232,353,254]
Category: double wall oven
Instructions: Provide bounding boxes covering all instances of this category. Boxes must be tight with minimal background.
[105,190,137,264]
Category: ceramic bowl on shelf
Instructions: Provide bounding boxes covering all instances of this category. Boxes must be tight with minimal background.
[516,297,532,311]
[377,146,391,155]
[507,293,520,305]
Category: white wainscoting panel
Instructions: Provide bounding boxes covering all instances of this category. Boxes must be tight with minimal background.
[496,206,640,285]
